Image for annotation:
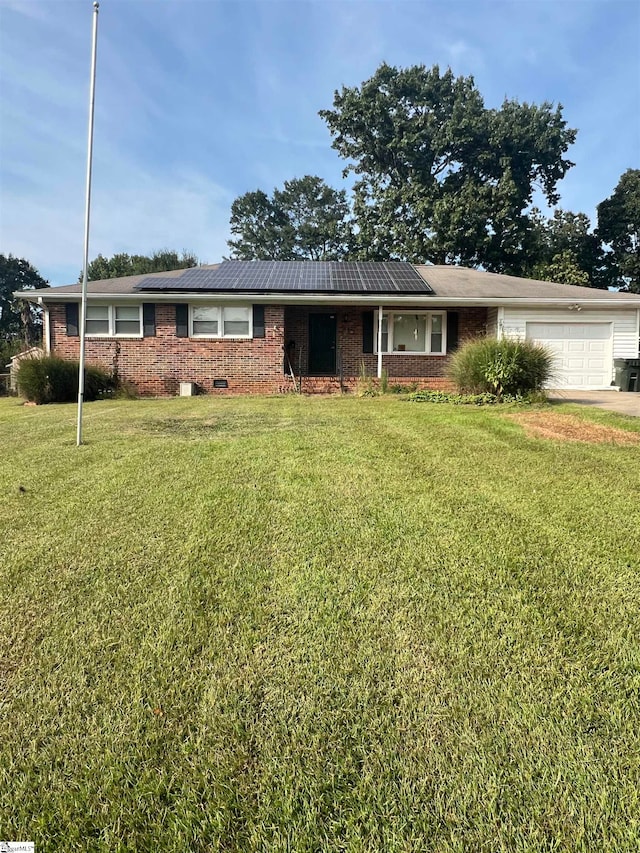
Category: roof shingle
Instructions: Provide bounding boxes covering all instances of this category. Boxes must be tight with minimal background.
[16,261,640,303]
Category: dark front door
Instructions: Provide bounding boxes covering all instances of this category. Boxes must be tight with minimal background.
[308,313,337,374]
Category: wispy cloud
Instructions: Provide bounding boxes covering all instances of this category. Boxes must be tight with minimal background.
[4,164,232,281]
[0,0,51,22]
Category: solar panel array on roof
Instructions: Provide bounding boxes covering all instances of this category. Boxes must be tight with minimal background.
[134,260,433,294]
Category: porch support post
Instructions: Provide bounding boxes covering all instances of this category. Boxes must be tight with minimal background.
[377,304,383,379]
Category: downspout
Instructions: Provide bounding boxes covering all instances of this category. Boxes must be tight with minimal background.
[377,305,383,379]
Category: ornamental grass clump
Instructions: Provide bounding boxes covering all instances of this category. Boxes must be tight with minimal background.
[449,338,554,399]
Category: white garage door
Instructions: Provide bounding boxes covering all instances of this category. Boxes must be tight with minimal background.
[526,322,613,390]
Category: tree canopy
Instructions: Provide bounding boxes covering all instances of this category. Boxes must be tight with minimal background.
[531,249,590,287]
[319,63,577,272]
[224,63,635,289]
[0,254,49,349]
[82,249,198,282]
[228,176,351,260]
[597,168,640,293]
[526,209,604,287]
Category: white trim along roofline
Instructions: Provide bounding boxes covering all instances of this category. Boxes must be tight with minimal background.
[21,291,640,308]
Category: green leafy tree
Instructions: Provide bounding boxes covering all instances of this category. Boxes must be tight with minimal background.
[525,209,604,287]
[82,249,198,282]
[532,249,590,286]
[319,63,577,272]
[228,176,351,260]
[276,176,351,260]
[597,169,640,292]
[228,190,294,260]
[0,254,49,352]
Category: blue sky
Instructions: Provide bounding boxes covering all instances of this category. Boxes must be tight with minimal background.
[1,0,638,286]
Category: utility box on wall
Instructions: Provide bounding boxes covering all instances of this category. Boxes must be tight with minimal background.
[179,382,196,397]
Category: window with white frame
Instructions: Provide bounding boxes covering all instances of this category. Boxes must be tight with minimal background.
[374,311,446,355]
[85,304,142,337]
[115,305,141,335]
[192,306,219,336]
[85,305,110,335]
[190,305,251,338]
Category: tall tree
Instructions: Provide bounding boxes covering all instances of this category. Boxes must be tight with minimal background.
[545,210,602,281]
[526,208,604,287]
[276,176,351,260]
[228,176,351,260]
[597,169,640,292]
[531,249,590,287]
[319,63,577,272]
[0,254,49,349]
[228,190,294,260]
[82,249,198,282]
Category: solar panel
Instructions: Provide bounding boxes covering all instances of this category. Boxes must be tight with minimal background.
[134,260,433,294]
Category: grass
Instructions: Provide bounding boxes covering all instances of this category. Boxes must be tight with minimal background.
[1,394,639,852]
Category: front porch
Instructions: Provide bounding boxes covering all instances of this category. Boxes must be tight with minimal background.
[282,305,488,392]
[282,306,350,393]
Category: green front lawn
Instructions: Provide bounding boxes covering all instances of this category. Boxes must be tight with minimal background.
[1,395,639,852]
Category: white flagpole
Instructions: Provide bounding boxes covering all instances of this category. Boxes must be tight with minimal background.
[377,304,383,379]
[77,1,100,446]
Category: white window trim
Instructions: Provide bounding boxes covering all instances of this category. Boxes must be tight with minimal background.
[85,304,143,338]
[374,310,447,355]
[189,305,253,339]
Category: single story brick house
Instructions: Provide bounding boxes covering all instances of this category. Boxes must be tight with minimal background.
[17,261,640,395]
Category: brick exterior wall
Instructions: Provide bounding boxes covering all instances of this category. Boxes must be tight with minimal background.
[49,304,288,395]
[284,306,488,392]
[48,302,488,396]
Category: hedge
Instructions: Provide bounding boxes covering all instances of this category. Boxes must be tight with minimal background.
[17,356,115,404]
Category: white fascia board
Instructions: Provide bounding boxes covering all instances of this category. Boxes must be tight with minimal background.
[18,290,640,309]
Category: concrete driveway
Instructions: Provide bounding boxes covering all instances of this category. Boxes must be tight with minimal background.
[548,391,640,417]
